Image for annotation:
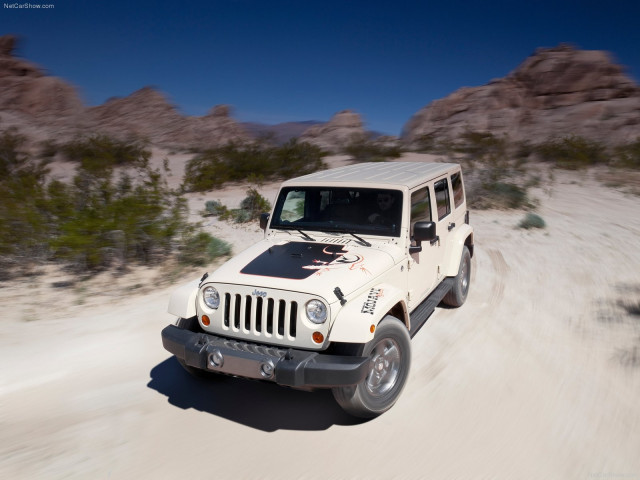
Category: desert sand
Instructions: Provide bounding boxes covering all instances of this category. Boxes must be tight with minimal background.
[1,154,639,479]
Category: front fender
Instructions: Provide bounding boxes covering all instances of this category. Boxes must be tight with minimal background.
[328,284,408,344]
[167,280,200,318]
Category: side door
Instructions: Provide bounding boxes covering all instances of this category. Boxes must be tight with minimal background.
[449,169,467,230]
[407,184,441,310]
[432,175,454,282]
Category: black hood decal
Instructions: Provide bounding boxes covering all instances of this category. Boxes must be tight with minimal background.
[240,242,369,279]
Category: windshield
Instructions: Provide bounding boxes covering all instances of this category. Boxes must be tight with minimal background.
[270,186,403,237]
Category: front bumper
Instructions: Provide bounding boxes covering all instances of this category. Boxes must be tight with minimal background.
[161,324,370,388]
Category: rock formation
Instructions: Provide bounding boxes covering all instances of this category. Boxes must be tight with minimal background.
[299,110,366,151]
[0,35,249,148]
[189,104,250,148]
[403,44,640,145]
[0,35,84,130]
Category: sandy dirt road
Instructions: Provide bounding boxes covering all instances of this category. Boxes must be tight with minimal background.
[1,171,639,479]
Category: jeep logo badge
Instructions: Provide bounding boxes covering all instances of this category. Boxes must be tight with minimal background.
[252,289,267,298]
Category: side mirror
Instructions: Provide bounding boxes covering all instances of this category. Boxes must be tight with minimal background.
[410,221,437,254]
[259,213,270,231]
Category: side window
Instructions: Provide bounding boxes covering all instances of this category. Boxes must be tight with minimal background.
[410,186,431,238]
[434,179,451,220]
[451,171,465,208]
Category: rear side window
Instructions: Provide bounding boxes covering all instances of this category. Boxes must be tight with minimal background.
[410,186,431,238]
[451,171,465,208]
[434,179,451,220]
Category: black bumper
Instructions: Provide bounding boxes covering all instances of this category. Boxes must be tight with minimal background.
[161,324,370,388]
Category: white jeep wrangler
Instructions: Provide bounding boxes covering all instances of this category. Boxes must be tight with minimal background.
[162,162,474,418]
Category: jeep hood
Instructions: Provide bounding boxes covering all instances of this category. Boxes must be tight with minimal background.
[208,239,399,301]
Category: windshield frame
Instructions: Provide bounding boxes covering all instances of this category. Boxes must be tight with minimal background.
[269,186,404,238]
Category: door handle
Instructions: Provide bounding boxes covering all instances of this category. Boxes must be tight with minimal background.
[448,222,456,231]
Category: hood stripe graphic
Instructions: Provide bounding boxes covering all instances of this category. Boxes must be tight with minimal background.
[240,242,366,279]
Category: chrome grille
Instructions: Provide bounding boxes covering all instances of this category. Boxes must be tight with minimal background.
[223,293,298,339]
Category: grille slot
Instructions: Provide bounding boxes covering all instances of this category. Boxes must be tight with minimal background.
[222,292,298,340]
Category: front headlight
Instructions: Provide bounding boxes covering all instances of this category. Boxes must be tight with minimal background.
[306,299,327,324]
[203,286,220,309]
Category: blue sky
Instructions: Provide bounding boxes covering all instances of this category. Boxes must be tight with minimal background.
[3,0,640,135]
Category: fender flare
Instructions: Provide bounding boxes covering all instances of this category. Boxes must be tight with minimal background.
[328,284,408,344]
[167,279,200,318]
[444,224,474,277]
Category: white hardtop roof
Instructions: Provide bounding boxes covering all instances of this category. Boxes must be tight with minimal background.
[282,161,459,189]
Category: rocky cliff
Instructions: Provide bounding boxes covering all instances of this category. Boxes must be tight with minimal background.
[403,44,640,145]
[0,35,249,148]
[299,110,366,151]
[0,35,85,137]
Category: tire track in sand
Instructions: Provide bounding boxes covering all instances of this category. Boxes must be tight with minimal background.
[487,248,509,310]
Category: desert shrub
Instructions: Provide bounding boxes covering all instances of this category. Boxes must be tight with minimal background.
[535,136,607,169]
[203,189,271,223]
[39,139,59,159]
[178,232,231,266]
[468,181,529,210]
[0,131,222,276]
[49,167,188,270]
[0,130,50,272]
[411,133,438,153]
[183,139,325,192]
[456,131,507,158]
[239,188,271,220]
[60,135,150,174]
[514,140,534,159]
[613,138,640,169]
[205,200,226,216]
[518,213,546,229]
[343,137,403,162]
[208,236,232,258]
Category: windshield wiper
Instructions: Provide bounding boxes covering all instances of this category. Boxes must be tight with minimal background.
[347,232,371,247]
[296,229,315,241]
[319,227,372,247]
[270,225,316,241]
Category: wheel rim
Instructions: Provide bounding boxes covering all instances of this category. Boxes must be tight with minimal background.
[365,338,401,396]
[460,255,470,295]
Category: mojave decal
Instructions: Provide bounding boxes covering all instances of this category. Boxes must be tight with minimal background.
[240,242,370,279]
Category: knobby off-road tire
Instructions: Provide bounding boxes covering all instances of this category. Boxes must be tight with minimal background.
[174,317,217,379]
[443,245,471,307]
[332,315,411,418]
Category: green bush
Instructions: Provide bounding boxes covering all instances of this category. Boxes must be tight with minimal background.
[469,181,529,210]
[343,137,403,162]
[535,136,607,169]
[178,232,231,266]
[205,200,226,216]
[183,139,325,192]
[0,130,50,272]
[456,131,507,158]
[613,138,640,169]
[49,168,187,270]
[208,236,232,258]
[518,213,546,229]
[239,188,271,220]
[60,135,150,175]
[204,188,271,223]
[0,130,206,275]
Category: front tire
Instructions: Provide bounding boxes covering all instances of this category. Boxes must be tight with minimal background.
[332,315,411,418]
[443,245,471,307]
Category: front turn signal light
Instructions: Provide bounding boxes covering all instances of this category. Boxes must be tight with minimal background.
[312,332,324,344]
